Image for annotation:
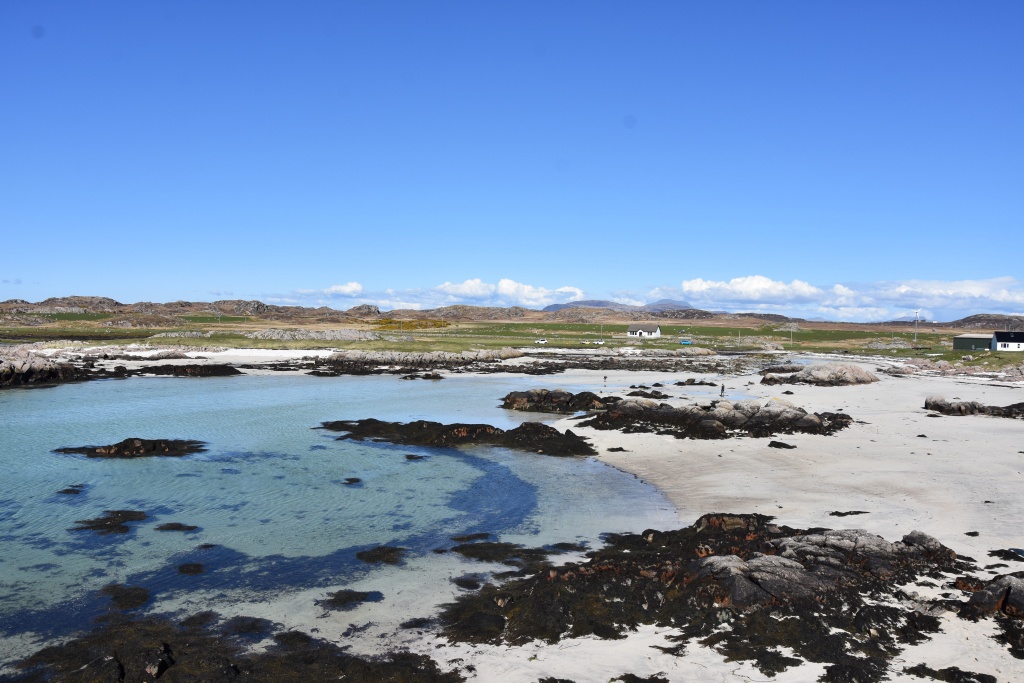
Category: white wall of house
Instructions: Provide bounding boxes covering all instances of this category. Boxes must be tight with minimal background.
[627,326,662,338]
[993,340,1024,351]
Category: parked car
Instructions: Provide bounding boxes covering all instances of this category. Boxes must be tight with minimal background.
[679,339,692,345]
[580,340,591,345]
[593,340,605,345]
[534,339,547,344]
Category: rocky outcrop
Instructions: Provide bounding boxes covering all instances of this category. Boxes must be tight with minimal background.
[55,438,208,458]
[925,396,1024,419]
[962,575,1024,619]
[675,347,716,356]
[500,389,618,413]
[441,513,973,680]
[245,328,380,341]
[0,355,79,387]
[311,349,524,376]
[320,419,596,456]
[346,304,381,317]
[578,398,852,439]
[761,362,879,386]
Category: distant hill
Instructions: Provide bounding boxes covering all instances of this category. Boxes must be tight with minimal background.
[543,299,692,313]
[945,313,1024,330]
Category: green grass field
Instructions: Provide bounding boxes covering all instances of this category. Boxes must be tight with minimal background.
[177,315,250,323]
[2,318,1019,370]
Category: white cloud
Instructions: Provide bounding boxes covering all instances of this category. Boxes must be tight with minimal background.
[436,278,496,298]
[495,278,584,307]
[271,275,1024,322]
[278,277,585,311]
[680,276,823,303]
[324,282,363,296]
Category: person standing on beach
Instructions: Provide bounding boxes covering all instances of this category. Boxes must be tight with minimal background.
[720,384,725,397]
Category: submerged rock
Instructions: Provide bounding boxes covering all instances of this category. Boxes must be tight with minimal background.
[71,510,147,535]
[356,546,407,565]
[320,419,596,456]
[318,589,383,611]
[55,438,208,458]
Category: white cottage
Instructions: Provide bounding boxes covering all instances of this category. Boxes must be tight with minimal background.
[627,324,662,338]
[992,331,1024,352]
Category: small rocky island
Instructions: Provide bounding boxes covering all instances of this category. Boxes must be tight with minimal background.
[319,419,596,456]
[55,438,208,458]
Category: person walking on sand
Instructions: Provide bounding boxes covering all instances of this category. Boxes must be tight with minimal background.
[720,384,725,397]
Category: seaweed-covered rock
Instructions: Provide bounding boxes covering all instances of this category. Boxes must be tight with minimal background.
[925,396,1024,419]
[440,513,970,680]
[577,399,851,440]
[7,613,463,682]
[55,438,207,458]
[140,364,242,377]
[71,510,148,535]
[320,419,596,456]
[500,389,616,413]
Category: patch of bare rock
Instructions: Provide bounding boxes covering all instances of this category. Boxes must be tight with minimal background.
[761,362,879,386]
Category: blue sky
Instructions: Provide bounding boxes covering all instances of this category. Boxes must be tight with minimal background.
[2,1,1021,321]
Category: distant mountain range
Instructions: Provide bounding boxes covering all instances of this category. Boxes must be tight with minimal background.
[542,299,692,313]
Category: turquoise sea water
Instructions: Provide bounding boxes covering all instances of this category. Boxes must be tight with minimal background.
[0,373,677,663]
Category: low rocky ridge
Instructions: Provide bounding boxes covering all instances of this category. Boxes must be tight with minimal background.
[577,398,852,439]
[924,396,1024,419]
[440,513,1020,681]
[54,438,208,459]
[500,388,619,413]
[7,612,463,682]
[245,328,380,341]
[138,364,242,377]
[761,362,879,386]
[0,355,82,387]
[309,349,752,378]
[320,419,596,456]
[309,349,523,376]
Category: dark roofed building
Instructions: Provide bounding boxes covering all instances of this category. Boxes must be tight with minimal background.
[953,333,994,351]
[627,324,662,338]
[992,331,1024,352]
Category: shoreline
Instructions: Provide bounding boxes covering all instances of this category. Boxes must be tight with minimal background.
[2,346,1023,681]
